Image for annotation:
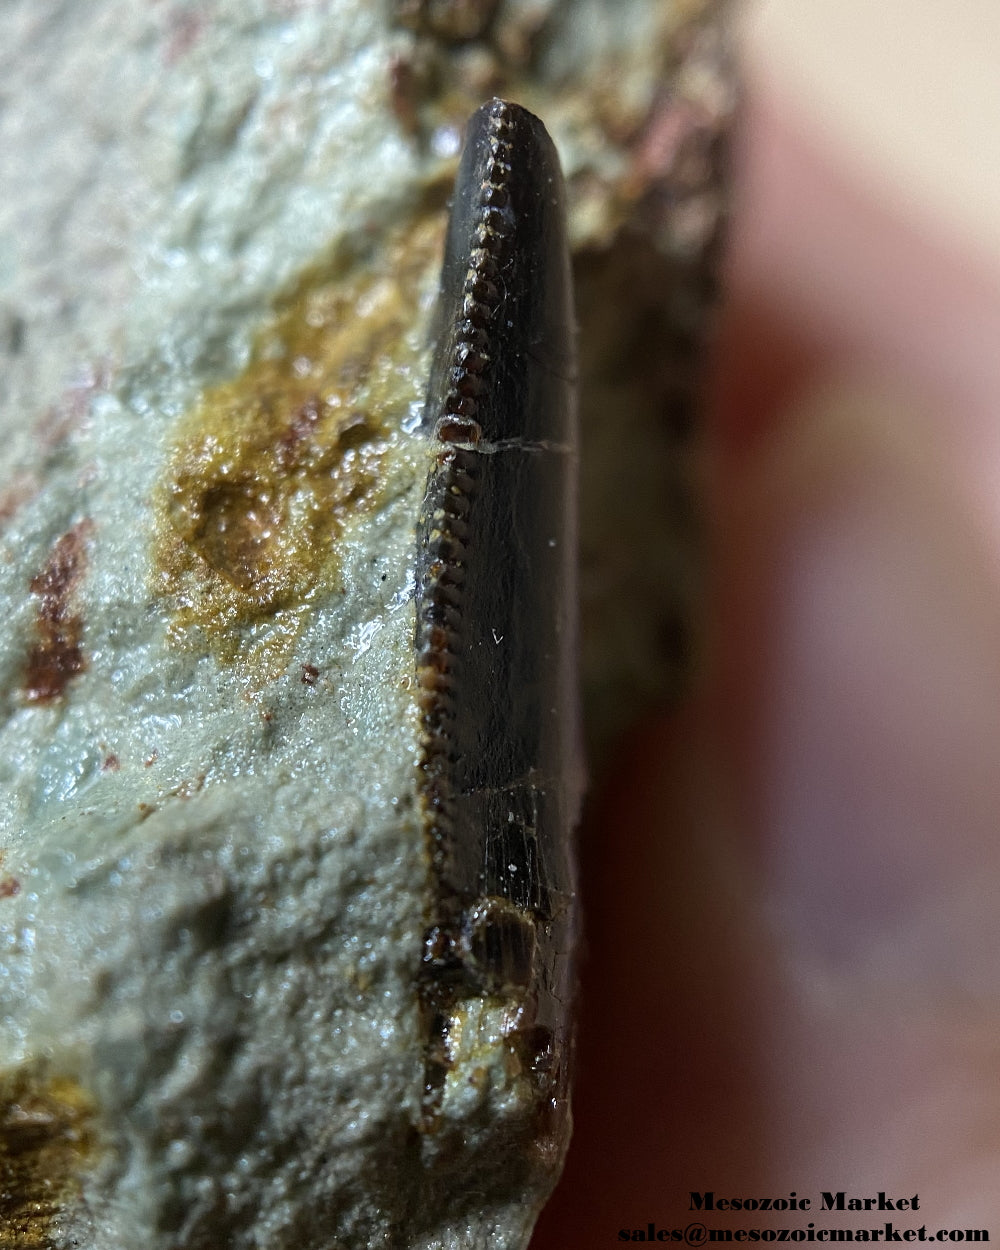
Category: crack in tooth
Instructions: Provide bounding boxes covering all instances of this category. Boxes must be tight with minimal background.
[416,101,516,846]
[413,99,574,1136]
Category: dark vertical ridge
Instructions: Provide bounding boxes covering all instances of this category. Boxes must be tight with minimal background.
[413,98,580,1169]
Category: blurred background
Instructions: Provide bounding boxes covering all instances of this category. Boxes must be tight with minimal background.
[534,0,1000,1244]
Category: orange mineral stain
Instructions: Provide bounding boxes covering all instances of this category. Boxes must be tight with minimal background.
[153,212,446,677]
[0,1068,99,1249]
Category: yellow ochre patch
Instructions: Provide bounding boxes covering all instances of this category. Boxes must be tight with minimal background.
[153,214,445,671]
[0,1068,98,1249]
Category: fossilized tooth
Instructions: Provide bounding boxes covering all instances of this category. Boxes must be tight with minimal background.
[415,98,581,1167]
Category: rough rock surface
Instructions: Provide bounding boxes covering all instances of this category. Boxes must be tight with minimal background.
[0,1,733,1246]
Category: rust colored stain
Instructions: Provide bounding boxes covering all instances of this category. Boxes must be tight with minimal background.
[153,211,445,675]
[164,7,205,63]
[389,53,421,136]
[23,521,93,704]
[34,361,114,454]
[0,853,15,900]
[0,474,39,528]
[0,1067,98,1249]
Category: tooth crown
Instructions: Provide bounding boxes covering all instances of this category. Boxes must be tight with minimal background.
[412,98,579,1166]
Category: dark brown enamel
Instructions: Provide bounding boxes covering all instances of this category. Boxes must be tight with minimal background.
[414,99,579,1156]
